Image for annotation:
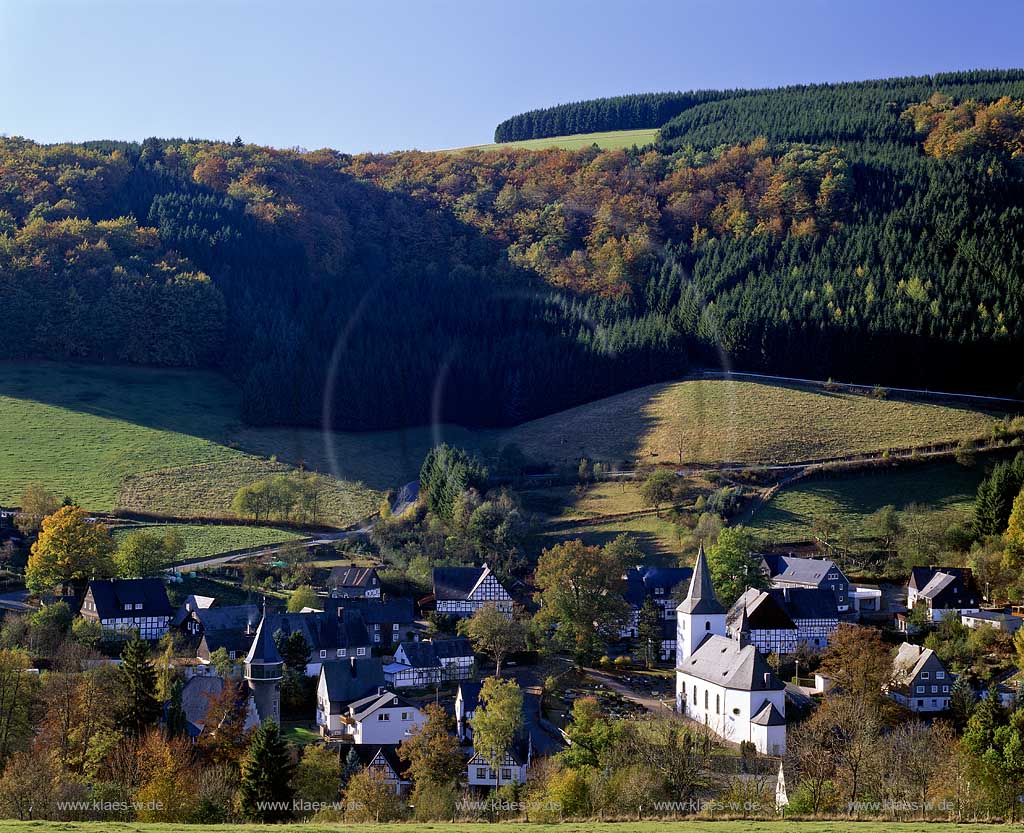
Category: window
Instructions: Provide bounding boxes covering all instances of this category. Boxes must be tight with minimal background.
[704,621,711,631]
[377,713,390,721]
[501,768,513,781]
[916,685,925,693]
[715,694,720,714]
[921,671,929,680]
[357,647,366,656]
[393,623,399,630]
[320,650,327,659]
[476,767,488,779]
[704,690,708,709]
[124,604,132,611]
[936,671,945,679]
[692,685,697,702]
[135,603,143,610]
[229,651,236,660]
[374,623,380,631]
[339,648,346,657]
[402,712,410,720]
[931,685,938,693]
[942,685,949,693]
[374,635,380,642]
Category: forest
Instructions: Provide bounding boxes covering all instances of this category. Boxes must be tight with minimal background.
[1,70,1023,432]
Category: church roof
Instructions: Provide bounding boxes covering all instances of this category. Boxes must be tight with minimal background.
[751,700,786,726]
[677,544,724,615]
[678,634,785,691]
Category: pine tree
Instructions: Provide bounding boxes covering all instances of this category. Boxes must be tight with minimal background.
[165,676,187,738]
[949,674,976,730]
[116,637,161,736]
[237,720,295,822]
[339,746,361,790]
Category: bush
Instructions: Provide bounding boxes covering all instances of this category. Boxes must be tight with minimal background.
[613,655,631,668]
[598,655,613,668]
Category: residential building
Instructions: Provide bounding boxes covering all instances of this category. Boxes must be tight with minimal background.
[346,745,412,794]
[327,566,382,599]
[726,586,839,654]
[962,610,1023,635]
[385,638,475,688]
[676,545,787,755]
[171,594,215,631]
[432,565,513,617]
[758,554,851,612]
[339,690,426,745]
[621,565,693,658]
[889,642,954,712]
[316,657,387,737]
[323,597,417,648]
[905,567,981,623]
[80,578,172,641]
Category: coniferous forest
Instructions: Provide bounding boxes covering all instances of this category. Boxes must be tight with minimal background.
[1,70,1023,432]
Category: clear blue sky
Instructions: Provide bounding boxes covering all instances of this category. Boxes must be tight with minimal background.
[3,0,1023,152]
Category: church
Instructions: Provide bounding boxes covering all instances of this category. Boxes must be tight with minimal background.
[675,545,787,755]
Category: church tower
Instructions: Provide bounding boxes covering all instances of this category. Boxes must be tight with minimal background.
[244,603,283,725]
[676,542,726,661]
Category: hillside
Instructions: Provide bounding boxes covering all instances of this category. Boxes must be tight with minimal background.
[444,128,658,153]
[1,70,1023,435]
[499,376,1007,467]
[0,362,379,524]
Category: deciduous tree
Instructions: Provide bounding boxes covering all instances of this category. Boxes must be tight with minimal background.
[26,506,115,594]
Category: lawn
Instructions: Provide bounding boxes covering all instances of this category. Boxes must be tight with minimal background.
[0,362,381,526]
[500,377,1005,468]
[112,523,304,562]
[747,460,984,542]
[0,820,1003,832]
[442,128,660,153]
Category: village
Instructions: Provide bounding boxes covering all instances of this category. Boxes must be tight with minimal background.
[1,467,1022,824]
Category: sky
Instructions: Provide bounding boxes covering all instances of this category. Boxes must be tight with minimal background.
[3,0,1024,153]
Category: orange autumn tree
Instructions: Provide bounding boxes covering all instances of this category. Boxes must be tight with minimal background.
[25,505,115,594]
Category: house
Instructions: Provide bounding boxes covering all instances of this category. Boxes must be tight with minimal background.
[171,594,216,630]
[889,642,954,712]
[385,638,475,688]
[339,689,426,745]
[726,586,840,654]
[905,567,981,624]
[80,578,173,641]
[676,545,786,755]
[192,604,263,665]
[323,597,417,648]
[327,566,382,599]
[432,565,513,617]
[316,657,387,737]
[621,566,693,657]
[759,554,851,613]
[962,610,1023,635]
[455,680,482,740]
[275,608,373,676]
[345,745,412,794]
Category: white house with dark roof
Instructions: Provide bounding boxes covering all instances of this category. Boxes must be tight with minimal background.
[327,566,382,599]
[432,565,513,617]
[905,567,981,625]
[80,578,173,641]
[340,689,426,745]
[385,638,475,688]
[727,586,840,654]
[962,610,1023,635]
[888,642,954,712]
[676,545,786,754]
[316,657,387,737]
[346,745,412,794]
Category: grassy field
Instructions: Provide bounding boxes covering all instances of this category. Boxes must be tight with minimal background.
[501,377,1005,467]
[747,460,984,542]
[443,128,660,153]
[0,820,1002,832]
[0,362,380,526]
[112,523,304,561]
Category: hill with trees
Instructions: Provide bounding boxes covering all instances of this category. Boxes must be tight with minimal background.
[1,70,1023,434]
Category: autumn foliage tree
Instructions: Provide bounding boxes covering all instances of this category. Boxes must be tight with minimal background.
[25,505,115,594]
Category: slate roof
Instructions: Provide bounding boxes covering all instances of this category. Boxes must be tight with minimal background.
[172,594,216,627]
[244,609,282,666]
[347,744,410,779]
[200,629,253,657]
[751,700,786,726]
[771,587,839,620]
[677,544,724,615]
[268,608,371,653]
[623,566,693,608]
[457,680,483,714]
[347,690,419,721]
[323,597,415,625]
[192,604,262,634]
[327,566,379,590]
[320,658,387,712]
[760,554,840,586]
[397,638,473,668]
[677,634,785,691]
[892,642,939,686]
[728,589,797,632]
[909,567,979,606]
[180,675,224,735]
[86,579,172,620]
[432,567,488,601]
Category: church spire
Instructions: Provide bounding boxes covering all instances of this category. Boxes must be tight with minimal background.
[679,542,724,615]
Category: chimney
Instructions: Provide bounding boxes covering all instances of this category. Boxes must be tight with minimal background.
[350,656,356,672]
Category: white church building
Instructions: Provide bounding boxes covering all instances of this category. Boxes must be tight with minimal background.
[675,545,787,755]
